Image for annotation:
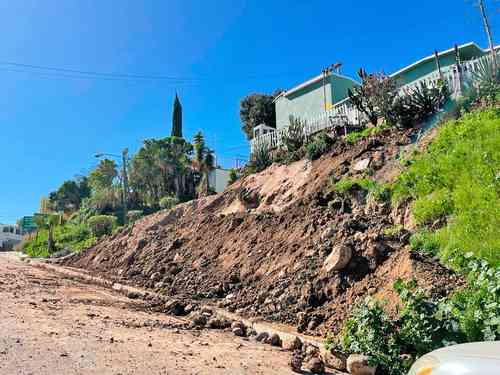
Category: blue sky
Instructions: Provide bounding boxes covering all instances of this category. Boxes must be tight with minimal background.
[0,0,498,223]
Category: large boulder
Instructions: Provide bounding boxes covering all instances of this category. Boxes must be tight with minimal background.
[322,245,352,273]
[346,354,377,375]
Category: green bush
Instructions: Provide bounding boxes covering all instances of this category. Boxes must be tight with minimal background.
[329,298,406,375]
[87,215,117,237]
[127,210,143,223]
[159,195,179,210]
[306,132,334,160]
[228,168,239,184]
[393,108,500,265]
[409,230,440,255]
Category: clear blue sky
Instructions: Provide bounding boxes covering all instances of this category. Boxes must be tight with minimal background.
[0,0,498,223]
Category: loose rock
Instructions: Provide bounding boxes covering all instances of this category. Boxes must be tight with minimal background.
[307,357,325,374]
[346,354,377,375]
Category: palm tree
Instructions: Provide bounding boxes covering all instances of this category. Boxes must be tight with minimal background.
[192,131,215,196]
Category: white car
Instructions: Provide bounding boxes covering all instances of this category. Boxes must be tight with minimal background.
[408,341,500,375]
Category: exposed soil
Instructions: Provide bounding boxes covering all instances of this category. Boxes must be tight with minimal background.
[62,128,462,337]
[0,252,297,375]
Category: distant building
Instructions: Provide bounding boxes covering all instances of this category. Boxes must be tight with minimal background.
[0,224,22,250]
[19,215,38,234]
[208,168,231,194]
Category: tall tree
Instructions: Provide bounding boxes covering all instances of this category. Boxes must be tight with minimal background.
[89,159,118,191]
[239,93,276,140]
[171,93,183,138]
[192,131,214,196]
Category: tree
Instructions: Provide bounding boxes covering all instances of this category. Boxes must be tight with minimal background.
[192,131,215,196]
[89,159,118,191]
[171,93,183,138]
[48,177,91,213]
[239,93,276,140]
[129,136,194,207]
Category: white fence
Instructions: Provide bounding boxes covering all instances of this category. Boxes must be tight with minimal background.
[250,51,499,154]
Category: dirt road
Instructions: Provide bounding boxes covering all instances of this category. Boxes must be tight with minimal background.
[0,252,294,375]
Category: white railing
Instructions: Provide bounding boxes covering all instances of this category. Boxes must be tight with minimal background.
[250,51,499,154]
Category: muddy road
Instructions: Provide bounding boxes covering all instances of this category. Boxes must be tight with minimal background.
[0,252,294,375]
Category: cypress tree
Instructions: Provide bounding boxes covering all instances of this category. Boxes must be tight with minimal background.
[171,93,183,138]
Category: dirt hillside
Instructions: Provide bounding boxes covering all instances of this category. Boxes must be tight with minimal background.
[63,128,460,336]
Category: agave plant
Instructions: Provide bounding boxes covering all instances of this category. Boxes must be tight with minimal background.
[471,57,500,104]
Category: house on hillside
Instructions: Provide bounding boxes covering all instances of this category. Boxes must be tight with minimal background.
[273,72,359,129]
[250,41,498,153]
[390,42,489,86]
[0,224,22,251]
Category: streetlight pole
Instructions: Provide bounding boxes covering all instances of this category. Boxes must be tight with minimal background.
[478,0,497,73]
[121,148,129,225]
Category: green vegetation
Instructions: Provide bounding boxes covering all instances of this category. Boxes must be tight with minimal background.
[228,168,239,184]
[345,125,384,145]
[306,131,334,160]
[171,93,183,137]
[87,215,117,237]
[239,92,278,140]
[348,69,449,128]
[327,270,500,375]
[393,108,500,266]
[330,177,391,202]
[159,195,179,210]
[328,104,500,374]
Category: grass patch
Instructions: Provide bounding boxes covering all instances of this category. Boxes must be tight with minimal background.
[393,108,500,266]
[346,124,387,145]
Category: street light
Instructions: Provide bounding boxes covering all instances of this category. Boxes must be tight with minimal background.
[94,148,129,224]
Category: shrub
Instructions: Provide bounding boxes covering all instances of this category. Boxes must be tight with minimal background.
[159,195,179,210]
[409,230,440,255]
[306,132,334,160]
[332,177,376,194]
[346,125,385,145]
[228,168,239,184]
[332,298,405,375]
[87,215,117,237]
[283,115,307,153]
[127,210,143,223]
[249,144,272,172]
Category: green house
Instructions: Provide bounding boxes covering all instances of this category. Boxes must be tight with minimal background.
[390,42,489,86]
[274,72,358,130]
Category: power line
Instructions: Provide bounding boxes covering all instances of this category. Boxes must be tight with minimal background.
[0,59,302,83]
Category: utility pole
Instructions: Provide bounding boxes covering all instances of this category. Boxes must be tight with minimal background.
[121,148,129,225]
[478,0,497,72]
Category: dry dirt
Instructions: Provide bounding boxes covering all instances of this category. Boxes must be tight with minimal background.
[62,128,462,337]
[0,252,299,375]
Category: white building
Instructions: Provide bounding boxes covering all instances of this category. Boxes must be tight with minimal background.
[208,168,231,194]
[0,224,22,250]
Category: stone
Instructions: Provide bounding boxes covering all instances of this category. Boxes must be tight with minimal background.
[255,332,269,342]
[289,350,303,373]
[307,357,325,374]
[126,291,141,299]
[207,317,231,329]
[346,354,377,375]
[322,245,352,273]
[320,348,347,371]
[164,300,185,316]
[320,226,336,241]
[353,158,371,172]
[282,336,302,351]
[232,327,245,337]
[267,333,282,347]
[190,312,207,327]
